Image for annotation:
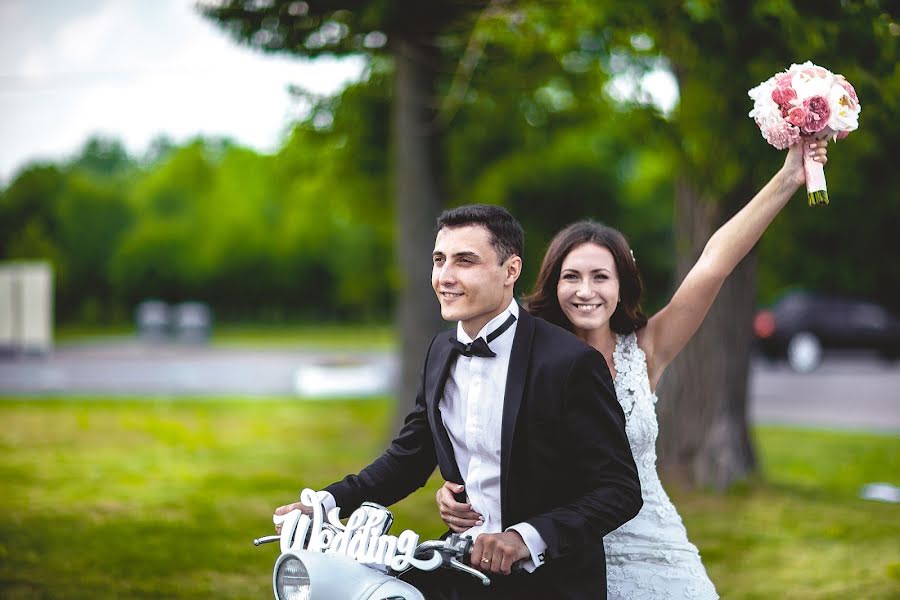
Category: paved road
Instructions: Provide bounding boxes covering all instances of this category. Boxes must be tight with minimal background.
[0,341,394,398]
[1,342,897,432]
[749,355,899,432]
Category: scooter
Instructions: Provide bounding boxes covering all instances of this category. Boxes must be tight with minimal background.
[254,488,492,599]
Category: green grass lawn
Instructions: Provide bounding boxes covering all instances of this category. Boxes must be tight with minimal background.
[0,398,897,599]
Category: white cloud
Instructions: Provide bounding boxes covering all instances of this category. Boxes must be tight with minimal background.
[55,2,124,66]
[0,0,365,183]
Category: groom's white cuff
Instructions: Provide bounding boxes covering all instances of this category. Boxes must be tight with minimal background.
[507,522,547,572]
[309,490,337,514]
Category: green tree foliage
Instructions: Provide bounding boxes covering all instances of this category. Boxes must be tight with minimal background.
[106,125,394,321]
[580,0,899,310]
[755,7,900,310]
[71,137,135,178]
[0,164,66,266]
[0,113,397,323]
[110,140,217,306]
[460,124,674,310]
[197,0,479,57]
[270,76,394,319]
[429,2,678,308]
[0,138,137,323]
[55,172,133,322]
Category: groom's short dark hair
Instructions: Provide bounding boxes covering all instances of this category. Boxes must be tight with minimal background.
[436,204,524,264]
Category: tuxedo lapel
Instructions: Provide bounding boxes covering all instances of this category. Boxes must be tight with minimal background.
[501,307,534,519]
[426,336,463,484]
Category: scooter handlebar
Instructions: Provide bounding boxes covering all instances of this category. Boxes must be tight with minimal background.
[253,531,521,588]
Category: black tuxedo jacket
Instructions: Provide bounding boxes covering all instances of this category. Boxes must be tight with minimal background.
[325,308,642,598]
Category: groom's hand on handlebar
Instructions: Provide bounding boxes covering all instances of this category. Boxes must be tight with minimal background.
[273,501,314,534]
[471,531,530,576]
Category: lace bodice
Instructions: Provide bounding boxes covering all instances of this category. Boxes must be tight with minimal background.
[604,333,718,599]
[611,332,661,490]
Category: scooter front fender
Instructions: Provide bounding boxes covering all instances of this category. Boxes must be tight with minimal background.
[272,550,425,600]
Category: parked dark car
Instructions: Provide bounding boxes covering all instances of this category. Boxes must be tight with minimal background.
[753,291,900,372]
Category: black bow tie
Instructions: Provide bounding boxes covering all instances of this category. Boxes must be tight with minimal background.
[449,313,516,358]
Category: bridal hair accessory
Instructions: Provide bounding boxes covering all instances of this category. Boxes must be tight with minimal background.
[748,62,860,206]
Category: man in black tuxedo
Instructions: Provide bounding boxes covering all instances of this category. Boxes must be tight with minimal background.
[275,204,641,598]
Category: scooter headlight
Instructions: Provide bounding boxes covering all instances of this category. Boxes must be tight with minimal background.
[274,555,312,600]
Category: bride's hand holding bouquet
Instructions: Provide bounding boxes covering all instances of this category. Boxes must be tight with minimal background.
[748,62,860,205]
[782,138,829,192]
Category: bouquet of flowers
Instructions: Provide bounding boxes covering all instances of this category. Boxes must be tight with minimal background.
[748,61,861,206]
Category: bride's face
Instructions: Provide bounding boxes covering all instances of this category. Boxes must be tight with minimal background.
[557,242,620,333]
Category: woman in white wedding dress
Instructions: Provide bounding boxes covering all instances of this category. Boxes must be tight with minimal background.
[435,140,829,598]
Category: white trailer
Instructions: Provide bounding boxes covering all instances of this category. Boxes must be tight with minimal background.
[0,261,53,354]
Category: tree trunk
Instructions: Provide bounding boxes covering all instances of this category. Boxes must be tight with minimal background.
[391,35,446,434]
[655,177,758,490]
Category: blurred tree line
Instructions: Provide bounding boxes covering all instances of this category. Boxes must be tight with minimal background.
[0,121,397,324]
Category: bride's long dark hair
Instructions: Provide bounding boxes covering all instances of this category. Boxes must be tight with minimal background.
[524,221,648,334]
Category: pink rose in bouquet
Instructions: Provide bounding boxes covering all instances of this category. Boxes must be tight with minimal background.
[772,86,797,108]
[786,106,808,128]
[748,61,861,206]
[801,96,830,134]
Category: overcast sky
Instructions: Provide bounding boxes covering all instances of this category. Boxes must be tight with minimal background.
[0,0,365,184]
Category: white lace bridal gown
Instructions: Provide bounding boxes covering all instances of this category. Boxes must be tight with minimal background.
[604,333,718,599]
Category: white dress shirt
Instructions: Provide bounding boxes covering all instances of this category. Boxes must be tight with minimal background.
[441,300,546,571]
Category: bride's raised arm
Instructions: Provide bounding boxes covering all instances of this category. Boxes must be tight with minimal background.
[639,140,829,390]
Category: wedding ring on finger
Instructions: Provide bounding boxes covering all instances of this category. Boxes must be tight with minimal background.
[449,515,455,525]
[481,557,490,564]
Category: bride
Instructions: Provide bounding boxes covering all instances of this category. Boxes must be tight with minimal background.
[435,140,829,597]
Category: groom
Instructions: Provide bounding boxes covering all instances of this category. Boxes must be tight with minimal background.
[276,204,641,598]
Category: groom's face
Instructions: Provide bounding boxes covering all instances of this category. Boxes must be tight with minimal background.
[432,225,519,336]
